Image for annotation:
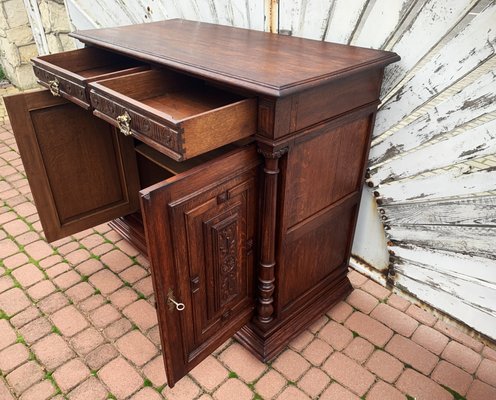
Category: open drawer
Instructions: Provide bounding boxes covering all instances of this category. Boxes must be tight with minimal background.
[32,47,147,109]
[89,69,257,161]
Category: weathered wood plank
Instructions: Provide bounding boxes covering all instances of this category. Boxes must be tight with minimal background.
[390,244,496,290]
[278,0,332,39]
[66,0,133,28]
[380,0,478,97]
[389,225,496,259]
[191,0,217,23]
[246,0,265,30]
[172,0,202,20]
[371,118,496,185]
[396,273,496,338]
[278,0,302,35]
[323,0,369,44]
[214,0,263,29]
[352,188,391,272]
[351,0,415,49]
[23,0,49,54]
[378,167,496,204]
[375,2,496,135]
[67,0,264,32]
[382,195,496,226]
[370,70,496,163]
[394,262,496,312]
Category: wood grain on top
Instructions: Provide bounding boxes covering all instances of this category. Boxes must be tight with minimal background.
[70,19,399,97]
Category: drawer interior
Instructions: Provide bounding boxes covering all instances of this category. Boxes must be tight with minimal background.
[134,140,240,188]
[34,47,147,81]
[93,69,244,121]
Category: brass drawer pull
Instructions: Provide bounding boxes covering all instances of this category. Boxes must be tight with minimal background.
[167,289,185,311]
[48,78,60,96]
[117,111,132,136]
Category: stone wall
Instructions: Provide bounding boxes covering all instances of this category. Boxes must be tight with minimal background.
[0,0,75,89]
[38,0,75,54]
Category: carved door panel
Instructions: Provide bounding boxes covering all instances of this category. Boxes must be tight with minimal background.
[4,90,140,242]
[140,146,259,386]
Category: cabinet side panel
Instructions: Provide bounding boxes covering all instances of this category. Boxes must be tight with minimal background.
[277,114,373,312]
[283,117,371,228]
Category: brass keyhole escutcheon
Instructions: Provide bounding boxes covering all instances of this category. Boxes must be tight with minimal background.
[48,78,60,97]
[117,111,132,136]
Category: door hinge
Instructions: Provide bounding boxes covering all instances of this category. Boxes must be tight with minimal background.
[246,238,254,255]
[190,275,200,293]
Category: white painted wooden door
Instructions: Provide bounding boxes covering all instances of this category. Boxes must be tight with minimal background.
[64,0,266,31]
[280,0,496,339]
[63,0,496,339]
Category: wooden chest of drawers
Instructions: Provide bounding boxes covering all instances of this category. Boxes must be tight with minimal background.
[5,19,398,386]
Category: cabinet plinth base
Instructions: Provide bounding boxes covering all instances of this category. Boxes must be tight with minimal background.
[109,214,147,256]
[235,273,353,362]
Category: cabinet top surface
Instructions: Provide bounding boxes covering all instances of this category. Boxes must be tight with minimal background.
[71,19,399,97]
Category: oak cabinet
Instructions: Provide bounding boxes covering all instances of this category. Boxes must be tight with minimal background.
[5,19,398,386]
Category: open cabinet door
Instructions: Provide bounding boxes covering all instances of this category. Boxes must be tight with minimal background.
[4,90,140,242]
[140,146,260,386]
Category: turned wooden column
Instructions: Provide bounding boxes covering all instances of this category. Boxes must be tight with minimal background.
[256,147,287,323]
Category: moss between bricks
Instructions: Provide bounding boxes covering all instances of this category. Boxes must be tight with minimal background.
[143,379,153,387]
[441,384,466,400]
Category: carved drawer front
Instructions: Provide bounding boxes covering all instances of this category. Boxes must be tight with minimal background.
[32,47,147,109]
[90,91,183,159]
[140,145,259,386]
[89,69,257,161]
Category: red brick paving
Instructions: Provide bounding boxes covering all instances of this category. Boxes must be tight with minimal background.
[442,339,482,373]
[218,342,266,382]
[0,319,16,350]
[386,334,439,374]
[53,358,90,392]
[298,367,330,398]
[318,320,353,350]
[432,360,473,395]
[142,355,167,387]
[18,379,55,400]
[370,303,419,337]
[302,337,333,366]
[255,370,286,399]
[272,349,310,381]
[411,323,450,355]
[0,115,495,399]
[320,382,360,399]
[467,379,496,400]
[189,356,228,391]
[98,357,143,398]
[396,368,452,400]
[345,311,394,347]
[346,289,378,314]
[323,352,375,396]
[366,380,405,400]
[343,337,374,364]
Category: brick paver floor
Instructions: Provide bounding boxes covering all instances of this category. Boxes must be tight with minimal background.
[1,85,496,399]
